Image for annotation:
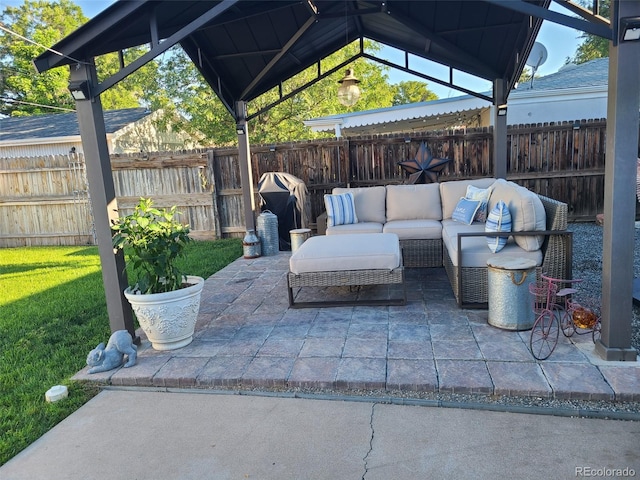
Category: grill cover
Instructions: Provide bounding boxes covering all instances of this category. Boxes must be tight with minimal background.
[258,172,310,251]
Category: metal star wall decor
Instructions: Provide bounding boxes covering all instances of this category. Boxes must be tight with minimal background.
[397,142,450,184]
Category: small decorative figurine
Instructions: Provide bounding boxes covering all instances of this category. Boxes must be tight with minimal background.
[86,330,137,374]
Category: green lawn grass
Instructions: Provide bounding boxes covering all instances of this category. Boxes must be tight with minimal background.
[0,239,241,466]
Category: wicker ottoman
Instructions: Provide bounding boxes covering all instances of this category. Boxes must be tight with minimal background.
[287,233,405,308]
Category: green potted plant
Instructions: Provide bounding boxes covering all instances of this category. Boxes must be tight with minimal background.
[112,197,204,350]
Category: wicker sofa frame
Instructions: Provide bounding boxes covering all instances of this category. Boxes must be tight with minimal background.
[315,189,572,309]
[442,194,572,308]
[399,239,442,268]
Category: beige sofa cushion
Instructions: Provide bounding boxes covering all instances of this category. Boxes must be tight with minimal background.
[441,219,542,267]
[289,233,400,274]
[333,186,386,224]
[385,184,442,221]
[326,222,383,235]
[440,178,496,219]
[383,219,442,240]
[488,179,546,251]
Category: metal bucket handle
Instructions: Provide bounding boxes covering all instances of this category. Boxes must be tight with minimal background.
[509,271,529,286]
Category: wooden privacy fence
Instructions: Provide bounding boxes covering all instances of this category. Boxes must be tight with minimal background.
[247,119,610,224]
[0,154,94,247]
[0,119,622,247]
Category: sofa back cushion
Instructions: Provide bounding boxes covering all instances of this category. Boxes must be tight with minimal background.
[440,178,496,219]
[333,186,386,224]
[385,184,442,221]
[488,179,546,251]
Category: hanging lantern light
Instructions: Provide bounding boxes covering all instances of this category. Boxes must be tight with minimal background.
[337,68,361,107]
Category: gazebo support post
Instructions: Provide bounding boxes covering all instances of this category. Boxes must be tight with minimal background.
[70,63,136,341]
[596,0,639,361]
[492,78,508,179]
[236,100,256,232]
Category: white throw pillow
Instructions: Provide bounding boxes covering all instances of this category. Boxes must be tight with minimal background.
[466,184,492,222]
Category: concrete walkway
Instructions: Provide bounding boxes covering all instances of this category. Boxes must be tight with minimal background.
[73,254,640,402]
[2,389,639,480]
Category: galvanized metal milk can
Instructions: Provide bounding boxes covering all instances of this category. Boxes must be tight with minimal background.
[242,229,261,259]
[487,256,537,330]
[257,210,279,256]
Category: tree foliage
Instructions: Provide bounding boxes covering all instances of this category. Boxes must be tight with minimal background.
[151,40,437,145]
[392,80,438,105]
[570,0,610,64]
[1,1,439,145]
[0,0,153,116]
[0,0,84,115]
[245,42,398,144]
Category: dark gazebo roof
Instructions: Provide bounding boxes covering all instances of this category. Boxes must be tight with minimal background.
[33,0,577,116]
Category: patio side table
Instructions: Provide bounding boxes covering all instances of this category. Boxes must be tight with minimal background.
[290,228,311,253]
[487,256,537,330]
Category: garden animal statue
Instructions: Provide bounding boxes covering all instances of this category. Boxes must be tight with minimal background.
[86,330,137,374]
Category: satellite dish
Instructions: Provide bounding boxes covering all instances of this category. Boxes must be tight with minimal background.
[525,42,548,89]
[526,42,548,70]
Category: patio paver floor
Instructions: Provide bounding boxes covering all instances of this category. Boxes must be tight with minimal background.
[74,252,640,402]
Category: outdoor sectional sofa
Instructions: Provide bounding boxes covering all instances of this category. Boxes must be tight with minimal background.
[317,178,572,308]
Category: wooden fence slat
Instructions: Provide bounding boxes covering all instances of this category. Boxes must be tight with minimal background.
[116,193,213,209]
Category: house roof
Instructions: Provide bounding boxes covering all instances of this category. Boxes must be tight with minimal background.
[0,108,151,142]
[519,57,608,91]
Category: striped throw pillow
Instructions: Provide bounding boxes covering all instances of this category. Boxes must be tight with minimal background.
[485,200,511,253]
[324,192,358,227]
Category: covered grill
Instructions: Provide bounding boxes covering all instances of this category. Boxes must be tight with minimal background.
[258,172,310,251]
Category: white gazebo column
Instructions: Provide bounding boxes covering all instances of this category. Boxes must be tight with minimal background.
[596,0,640,361]
[236,100,256,232]
[492,78,508,179]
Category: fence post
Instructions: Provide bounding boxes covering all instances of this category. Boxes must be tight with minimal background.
[208,150,222,239]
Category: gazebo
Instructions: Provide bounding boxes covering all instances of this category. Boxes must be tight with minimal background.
[33,0,639,362]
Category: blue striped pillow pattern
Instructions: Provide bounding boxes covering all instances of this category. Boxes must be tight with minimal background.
[324,192,358,227]
[485,200,511,253]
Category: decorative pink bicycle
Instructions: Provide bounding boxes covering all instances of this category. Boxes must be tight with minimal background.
[528,275,602,360]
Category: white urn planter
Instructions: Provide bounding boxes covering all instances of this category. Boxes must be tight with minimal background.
[124,275,204,351]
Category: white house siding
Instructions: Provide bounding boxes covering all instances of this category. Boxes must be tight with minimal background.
[110,110,202,154]
[506,86,607,126]
[0,140,84,158]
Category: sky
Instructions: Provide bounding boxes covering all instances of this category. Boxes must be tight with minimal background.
[1,0,583,99]
[378,2,583,98]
